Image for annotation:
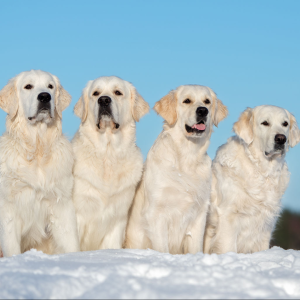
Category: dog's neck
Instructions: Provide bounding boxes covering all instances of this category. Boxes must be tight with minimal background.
[79,118,137,156]
[164,122,211,161]
[6,112,62,160]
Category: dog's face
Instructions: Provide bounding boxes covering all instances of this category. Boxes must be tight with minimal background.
[74,76,149,130]
[234,105,300,158]
[154,85,228,139]
[0,70,71,124]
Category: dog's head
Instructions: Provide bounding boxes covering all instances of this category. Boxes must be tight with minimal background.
[154,85,228,139]
[233,105,300,158]
[0,70,71,124]
[74,76,149,130]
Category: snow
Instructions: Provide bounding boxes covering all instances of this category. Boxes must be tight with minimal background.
[0,247,300,299]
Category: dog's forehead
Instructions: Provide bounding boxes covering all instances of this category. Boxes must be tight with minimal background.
[91,76,128,91]
[256,105,288,121]
[177,85,211,100]
[18,70,54,85]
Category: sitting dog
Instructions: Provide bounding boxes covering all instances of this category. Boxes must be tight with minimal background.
[204,105,300,254]
[125,85,228,254]
[72,76,149,251]
[0,70,80,257]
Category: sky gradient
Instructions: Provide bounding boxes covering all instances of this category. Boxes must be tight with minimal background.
[0,0,299,211]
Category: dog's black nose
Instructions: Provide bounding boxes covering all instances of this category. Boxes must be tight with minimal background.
[37,92,51,103]
[98,96,111,106]
[274,134,287,145]
[196,107,208,117]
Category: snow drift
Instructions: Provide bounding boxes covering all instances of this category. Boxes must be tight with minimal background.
[0,247,299,299]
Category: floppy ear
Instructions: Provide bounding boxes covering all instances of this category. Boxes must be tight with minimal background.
[53,76,72,119]
[233,108,254,145]
[154,90,177,125]
[0,78,18,119]
[130,84,150,122]
[74,83,90,122]
[209,88,228,127]
[287,112,300,148]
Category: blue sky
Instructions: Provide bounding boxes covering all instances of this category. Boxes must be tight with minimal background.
[0,1,300,211]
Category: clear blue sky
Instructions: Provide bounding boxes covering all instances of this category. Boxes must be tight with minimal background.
[1,1,299,211]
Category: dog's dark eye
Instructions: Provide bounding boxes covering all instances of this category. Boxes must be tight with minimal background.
[282,121,288,127]
[24,84,33,90]
[261,121,269,126]
[93,91,100,96]
[115,90,122,96]
[48,84,53,89]
[183,99,191,104]
[204,99,210,104]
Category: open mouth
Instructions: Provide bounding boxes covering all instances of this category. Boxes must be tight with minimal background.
[97,122,120,129]
[97,115,120,130]
[185,121,206,134]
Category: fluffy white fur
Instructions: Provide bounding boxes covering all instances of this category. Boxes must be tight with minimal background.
[72,76,149,251]
[126,85,228,254]
[204,105,300,254]
[0,70,80,257]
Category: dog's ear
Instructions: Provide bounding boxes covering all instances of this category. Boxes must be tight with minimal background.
[287,112,300,148]
[154,90,177,125]
[74,82,91,122]
[53,76,72,119]
[0,78,18,119]
[233,108,254,145]
[208,88,228,127]
[130,84,150,122]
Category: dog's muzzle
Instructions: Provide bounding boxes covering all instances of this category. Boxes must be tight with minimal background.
[37,92,51,113]
[185,106,208,134]
[97,96,119,129]
[28,92,52,121]
[274,134,286,151]
[265,134,287,157]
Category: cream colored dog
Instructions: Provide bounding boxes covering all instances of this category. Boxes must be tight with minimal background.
[0,70,80,257]
[126,85,228,254]
[72,76,149,251]
[204,105,300,254]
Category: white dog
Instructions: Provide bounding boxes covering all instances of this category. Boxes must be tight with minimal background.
[0,70,80,257]
[204,105,300,254]
[126,85,228,254]
[72,76,149,251]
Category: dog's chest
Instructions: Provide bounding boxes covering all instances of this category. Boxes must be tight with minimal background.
[157,160,211,211]
[85,153,142,196]
[1,149,68,199]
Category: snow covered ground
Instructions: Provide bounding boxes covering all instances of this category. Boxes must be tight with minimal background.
[0,247,299,299]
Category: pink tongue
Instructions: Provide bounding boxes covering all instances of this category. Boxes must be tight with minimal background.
[193,123,206,130]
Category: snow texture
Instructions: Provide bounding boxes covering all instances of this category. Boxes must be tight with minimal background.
[0,247,299,299]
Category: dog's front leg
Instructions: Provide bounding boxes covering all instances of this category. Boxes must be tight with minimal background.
[0,206,21,257]
[50,200,80,253]
[101,217,128,249]
[146,211,169,253]
[210,215,238,254]
[186,209,208,254]
[259,231,272,252]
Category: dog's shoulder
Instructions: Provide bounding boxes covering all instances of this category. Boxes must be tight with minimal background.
[213,136,243,168]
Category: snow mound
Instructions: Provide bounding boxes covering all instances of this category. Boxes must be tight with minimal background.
[0,247,299,299]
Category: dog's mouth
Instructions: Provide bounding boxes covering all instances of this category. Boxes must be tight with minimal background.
[264,149,285,158]
[97,114,120,130]
[185,120,206,134]
[28,107,51,121]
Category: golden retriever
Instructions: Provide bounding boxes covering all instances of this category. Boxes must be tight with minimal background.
[204,105,300,254]
[126,85,228,254]
[0,70,80,257]
[72,76,149,251]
